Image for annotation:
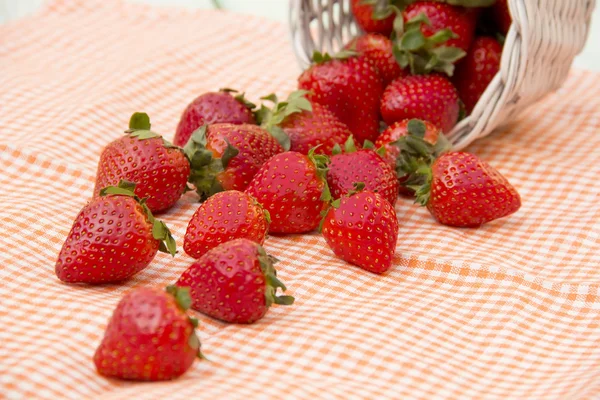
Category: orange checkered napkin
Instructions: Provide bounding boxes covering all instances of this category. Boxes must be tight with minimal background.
[1,1,599,398]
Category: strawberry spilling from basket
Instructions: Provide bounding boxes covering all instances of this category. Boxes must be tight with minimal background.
[52,0,524,383]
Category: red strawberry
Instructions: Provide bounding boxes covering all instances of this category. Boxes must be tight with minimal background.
[394,2,479,75]
[184,123,284,200]
[93,113,190,213]
[351,0,396,36]
[327,136,399,207]
[245,150,329,234]
[375,119,441,168]
[298,51,384,145]
[94,286,203,381]
[184,190,270,259]
[321,186,399,274]
[380,74,460,133]
[174,89,256,147]
[396,130,521,226]
[492,0,511,35]
[345,33,408,87]
[452,36,502,113]
[56,181,176,284]
[257,91,352,155]
[177,239,294,324]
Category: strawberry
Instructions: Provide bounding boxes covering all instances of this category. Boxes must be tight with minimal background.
[93,113,190,213]
[380,74,460,133]
[345,33,408,87]
[298,51,384,145]
[327,136,399,207]
[491,0,511,35]
[375,118,441,168]
[350,0,397,36]
[94,286,203,381]
[394,1,481,75]
[56,181,176,284]
[245,150,330,234]
[174,89,256,147]
[395,131,521,226]
[321,185,399,274]
[452,36,502,113]
[184,123,284,200]
[184,190,270,259]
[256,90,352,155]
[176,238,294,324]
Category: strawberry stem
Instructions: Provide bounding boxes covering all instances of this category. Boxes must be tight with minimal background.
[257,246,294,308]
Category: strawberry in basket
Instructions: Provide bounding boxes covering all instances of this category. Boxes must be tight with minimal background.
[56,180,176,284]
[93,113,190,213]
[255,90,352,155]
[173,89,256,147]
[298,51,384,145]
[381,73,460,133]
[327,136,399,207]
[345,33,408,87]
[395,129,521,227]
[350,0,398,37]
[94,286,203,381]
[176,238,294,324]
[321,183,399,274]
[394,1,483,76]
[453,36,503,114]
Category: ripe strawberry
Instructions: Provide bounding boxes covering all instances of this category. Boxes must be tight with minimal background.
[350,0,396,36]
[174,89,256,147]
[94,286,203,381]
[345,33,408,87]
[321,186,399,274]
[452,36,502,113]
[492,0,511,35]
[395,130,521,226]
[298,51,384,145]
[256,91,352,155]
[394,2,479,75]
[375,119,441,168]
[184,123,284,200]
[245,150,329,234]
[56,181,176,284]
[177,239,294,324]
[380,74,460,133]
[93,113,190,213]
[184,190,270,259]
[327,136,399,207]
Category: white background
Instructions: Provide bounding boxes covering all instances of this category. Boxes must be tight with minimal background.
[1,0,598,71]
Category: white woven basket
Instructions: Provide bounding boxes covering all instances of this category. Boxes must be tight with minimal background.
[289,0,596,149]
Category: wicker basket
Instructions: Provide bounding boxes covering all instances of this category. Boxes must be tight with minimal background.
[289,0,597,149]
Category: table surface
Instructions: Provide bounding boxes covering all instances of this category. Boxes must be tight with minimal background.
[1,1,600,399]
[1,0,599,71]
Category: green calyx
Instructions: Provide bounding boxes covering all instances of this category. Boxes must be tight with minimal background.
[307,146,332,203]
[220,88,257,111]
[392,119,451,206]
[331,135,386,157]
[312,49,359,65]
[126,112,180,150]
[183,125,239,201]
[255,90,314,151]
[165,285,207,360]
[393,12,466,76]
[360,0,410,39]
[257,246,294,308]
[99,180,177,256]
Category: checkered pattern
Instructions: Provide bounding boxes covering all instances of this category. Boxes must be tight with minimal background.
[1,1,599,398]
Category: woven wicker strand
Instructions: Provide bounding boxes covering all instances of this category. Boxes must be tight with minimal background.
[289,0,597,149]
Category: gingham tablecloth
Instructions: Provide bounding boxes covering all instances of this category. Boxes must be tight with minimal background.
[1,1,600,398]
